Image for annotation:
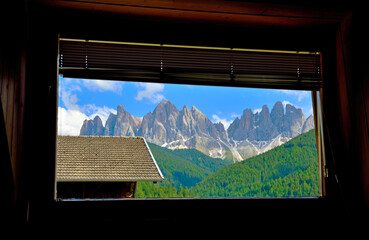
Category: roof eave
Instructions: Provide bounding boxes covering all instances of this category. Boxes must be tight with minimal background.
[142,137,165,180]
[56,178,164,182]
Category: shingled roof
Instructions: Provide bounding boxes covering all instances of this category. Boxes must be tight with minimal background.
[56,136,164,182]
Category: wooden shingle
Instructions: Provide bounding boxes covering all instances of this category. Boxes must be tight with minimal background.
[56,136,164,182]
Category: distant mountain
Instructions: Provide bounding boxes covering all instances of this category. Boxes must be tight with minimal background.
[80,115,104,136]
[80,100,314,162]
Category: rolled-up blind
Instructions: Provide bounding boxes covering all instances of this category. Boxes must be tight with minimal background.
[59,38,321,90]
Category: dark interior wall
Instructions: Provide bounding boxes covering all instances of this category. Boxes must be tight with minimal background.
[56,182,137,199]
[0,0,27,224]
[56,7,329,51]
[349,8,369,216]
[25,2,344,223]
[20,3,59,224]
[2,0,369,232]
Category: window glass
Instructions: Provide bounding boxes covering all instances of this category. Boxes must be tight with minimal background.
[57,76,320,198]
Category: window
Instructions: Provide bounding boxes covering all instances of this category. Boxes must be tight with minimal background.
[56,38,324,199]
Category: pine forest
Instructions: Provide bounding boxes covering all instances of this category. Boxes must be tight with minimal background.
[135,129,320,198]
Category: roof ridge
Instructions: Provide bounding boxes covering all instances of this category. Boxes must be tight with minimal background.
[58,135,144,139]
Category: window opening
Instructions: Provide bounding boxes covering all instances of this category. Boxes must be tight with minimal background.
[56,38,324,200]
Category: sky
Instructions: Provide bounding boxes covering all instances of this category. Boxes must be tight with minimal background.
[57,76,314,135]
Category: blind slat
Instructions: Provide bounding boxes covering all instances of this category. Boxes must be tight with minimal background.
[59,39,321,90]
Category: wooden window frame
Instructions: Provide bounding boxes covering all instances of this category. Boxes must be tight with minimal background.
[23,1,352,225]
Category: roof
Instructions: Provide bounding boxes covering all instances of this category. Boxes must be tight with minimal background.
[56,136,164,182]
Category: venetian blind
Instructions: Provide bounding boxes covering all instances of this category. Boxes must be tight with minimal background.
[59,38,322,90]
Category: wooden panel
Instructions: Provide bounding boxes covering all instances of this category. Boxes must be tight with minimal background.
[6,53,15,156]
[335,27,352,155]
[351,12,369,211]
[36,0,348,27]
[0,42,26,201]
[1,52,9,129]
[0,1,27,207]
[356,80,369,211]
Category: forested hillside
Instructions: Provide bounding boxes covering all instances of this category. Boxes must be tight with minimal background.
[135,144,232,198]
[136,129,320,198]
[192,129,319,197]
[148,143,232,188]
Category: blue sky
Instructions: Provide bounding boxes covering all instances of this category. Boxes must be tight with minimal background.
[57,76,313,135]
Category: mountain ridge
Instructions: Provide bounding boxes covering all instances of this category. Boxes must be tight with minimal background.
[80,100,314,162]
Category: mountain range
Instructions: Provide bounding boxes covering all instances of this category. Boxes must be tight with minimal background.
[80,100,314,162]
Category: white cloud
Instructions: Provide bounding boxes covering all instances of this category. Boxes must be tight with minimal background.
[253,108,262,114]
[278,90,309,102]
[231,113,241,118]
[135,82,165,103]
[83,104,117,124]
[57,105,117,136]
[57,107,89,136]
[282,100,303,113]
[282,100,293,108]
[59,84,81,111]
[212,114,233,130]
[82,79,123,94]
[58,78,118,135]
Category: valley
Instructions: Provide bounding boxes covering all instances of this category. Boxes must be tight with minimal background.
[136,129,319,198]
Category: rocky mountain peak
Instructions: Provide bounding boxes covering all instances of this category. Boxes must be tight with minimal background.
[155,100,177,111]
[182,105,190,112]
[177,105,195,136]
[80,115,104,136]
[242,108,253,116]
[302,115,314,133]
[191,105,208,123]
[227,102,311,141]
[80,100,315,162]
[104,113,117,136]
[113,104,139,136]
[117,104,125,115]
[255,104,278,141]
[261,104,269,113]
[258,105,271,124]
[282,104,306,138]
[153,100,179,123]
[180,105,192,120]
[272,101,284,111]
[285,104,297,114]
[271,101,284,132]
[191,105,200,113]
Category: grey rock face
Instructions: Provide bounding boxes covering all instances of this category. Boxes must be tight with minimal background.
[302,115,315,133]
[79,100,314,162]
[283,104,306,138]
[80,116,104,136]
